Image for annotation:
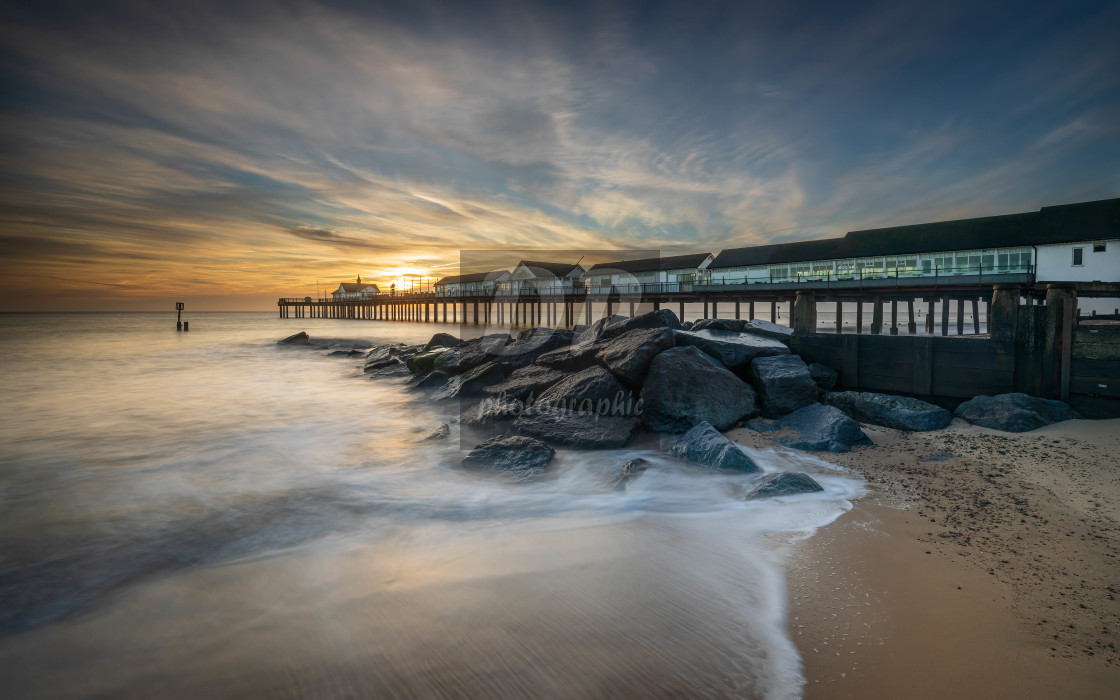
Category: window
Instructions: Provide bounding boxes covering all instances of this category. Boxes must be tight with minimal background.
[1072,248,1084,266]
[1093,243,1106,253]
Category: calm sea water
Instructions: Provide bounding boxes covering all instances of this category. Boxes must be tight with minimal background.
[0,312,862,699]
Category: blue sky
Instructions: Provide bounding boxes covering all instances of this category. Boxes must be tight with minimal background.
[1,0,1117,309]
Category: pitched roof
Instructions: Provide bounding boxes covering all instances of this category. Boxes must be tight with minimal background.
[335,282,375,292]
[709,198,1120,269]
[585,252,713,274]
[434,269,509,286]
[516,260,584,277]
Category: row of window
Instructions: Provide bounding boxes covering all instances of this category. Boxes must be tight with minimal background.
[710,248,1036,283]
[1072,243,1107,266]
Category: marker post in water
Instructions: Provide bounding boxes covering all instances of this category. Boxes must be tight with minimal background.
[176,302,185,331]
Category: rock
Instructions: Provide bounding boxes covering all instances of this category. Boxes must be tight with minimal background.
[690,318,747,332]
[421,423,449,441]
[673,329,789,371]
[277,331,310,345]
[953,393,1082,432]
[613,457,650,490]
[743,319,794,343]
[414,370,450,389]
[808,363,839,392]
[483,364,568,402]
[497,328,575,368]
[326,350,351,356]
[601,309,682,338]
[823,391,952,432]
[535,340,610,372]
[534,366,633,416]
[776,403,872,452]
[640,346,757,432]
[461,396,524,425]
[364,344,420,372]
[747,355,817,417]
[679,321,694,330]
[597,327,675,389]
[514,406,639,449]
[922,450,958,462]
[424,332,464,351]
[744,418,780,433]
[433,361,512,400]
[460,435,556,480]
[746,472,824,499]
[669,421,759,472]
[574,315,629,344]
[406,348,448,375]
[364,362,412,379]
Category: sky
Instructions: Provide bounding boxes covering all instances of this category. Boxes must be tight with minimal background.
[0,0,1117,311]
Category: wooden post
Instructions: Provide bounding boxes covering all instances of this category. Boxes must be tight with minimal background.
[1042,284,1077,399]
[956,299,965,335]
[176,302,184,330]
[735,300,741,320]
[703,299,708,319]
[926,300,935,334]
[770,300,776,323]
[912,337,933,394]
[835,300,843,333]
[871,298,883,335]
[629,301,635,318]
[842,335,859,388]
[941,296,950,336]
[586,300,593,325]
[907,300,916,334]
[971,298,980,334]
[679,301,685,322]
[856,301,864,334]
[792,291,816,334]
[889,299,898,335]
[749,300,755,321]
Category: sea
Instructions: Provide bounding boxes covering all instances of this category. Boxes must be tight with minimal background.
[0,311,866,699]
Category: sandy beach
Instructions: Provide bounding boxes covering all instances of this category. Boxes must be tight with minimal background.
[729,417,1120,698]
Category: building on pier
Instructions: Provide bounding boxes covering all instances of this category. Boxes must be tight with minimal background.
[706,198,1119,286]
[433,269,510,297]
[508,260,586,296]
[582,253,714,290]
[331,277,380,300]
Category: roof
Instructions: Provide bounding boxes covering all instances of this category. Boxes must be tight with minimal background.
[709,198,1120,269]
[335,282,377,292]
[515,260,584,277]
[585,252,713,275]
[434,269,509,286]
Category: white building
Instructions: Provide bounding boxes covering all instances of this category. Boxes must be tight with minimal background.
[505,260,586,296]
[433,269,511,297]
[331,277,380,300]
[582,253,713,291]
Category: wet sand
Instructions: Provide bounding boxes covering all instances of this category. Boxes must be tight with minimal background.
[732,418,1120,698]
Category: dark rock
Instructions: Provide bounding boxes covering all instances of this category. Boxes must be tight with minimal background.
[326,350,351,356]
[483,364,568,402]
[597,327,675,389]
[823,391,952,432]
[776,403,872,452]
[433,361,512,400]
[613,457,650,490]
[679,321,694,330]
[809,363,839,392]
[461,396,524,425]
[669,421,759,472]
[746,472,824,499]
[364,344,420,372]
[514,406,639,449]
[535,340,610,372]
[953,393,1082,432]
[743,319,795,343]
[421,423,450,441]
[640,346,757,432]
[406,348,448,375]
[601,309,682,338]
[414,370,450,390]
[690,318,748,332]
[747,355,817,417]
[432,341,494,375]
[496,328,575,368]
[534,366,632,415]
[460,435,556,480]
[673,329,789,371]
[424,332,464,351]
[364,362,412,379]
[922,450,958,462]
[277,331,310,345]
[745,418,781,433]
[574,315,629,344]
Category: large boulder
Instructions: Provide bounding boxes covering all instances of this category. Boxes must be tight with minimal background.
[534,366,632,415]
[433,361,512,400]
[673,329,790,371]
[461,396,524,426]
[808,363,839,392]
[640,346,757,432]
[433,336,508,375]
[690,318,747,332]
[746,472,823,499]
[670,421,759,472]
[534,340,611,372]
[597,327,675,389]
[460,435,556,480]
[405,348,448,375]
[424,332,464,351]
[363,344,421,373]
[421,423,450,441]
[575,315,629,345]
[776,403,872,452]
[483,364,568,402]
[497,328,575,368]
[513,406,639,449]
[601,309,682,338]
[277,331,310,345]
[747,355,817,417]
[953,393,1082,432]
[413,370,450,390]
[823,391,951,432]
[744,319,794,343]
